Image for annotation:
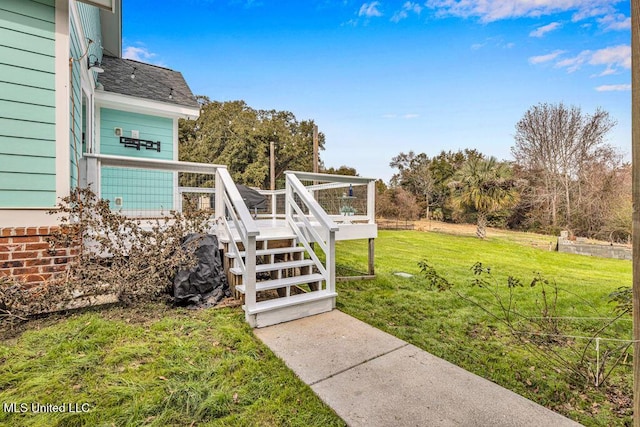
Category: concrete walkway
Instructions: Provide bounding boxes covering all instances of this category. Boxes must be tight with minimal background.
[254,310,582,427]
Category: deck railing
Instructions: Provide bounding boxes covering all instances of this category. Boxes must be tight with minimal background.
[80,153,260,323]
[81,153,223,218]
[259,172,377,224]
[285,172,339,295]
[214,168,259,319]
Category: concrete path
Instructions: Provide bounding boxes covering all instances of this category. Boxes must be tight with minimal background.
[254,310,582,427]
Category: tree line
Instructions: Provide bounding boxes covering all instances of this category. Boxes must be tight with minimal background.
[179,98,325,189]
[178,99,630,241]
[380,103,631,241]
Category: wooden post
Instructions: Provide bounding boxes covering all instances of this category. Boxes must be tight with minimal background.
[632,0,640,424]
[312,125,319,200]
[313,125,319,174]
[368,238,375,276]
[270,140,275,191]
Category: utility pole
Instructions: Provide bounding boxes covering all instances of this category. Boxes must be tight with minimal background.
[313,124,319,174]
[270,140,275,191]
[632,0,639,425]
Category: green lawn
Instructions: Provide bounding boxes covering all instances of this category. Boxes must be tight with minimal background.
[0,228,632,426]
[336,229,632,427]
[0,304,345,427]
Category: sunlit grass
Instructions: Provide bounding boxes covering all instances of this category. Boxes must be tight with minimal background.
[336,229,632,427]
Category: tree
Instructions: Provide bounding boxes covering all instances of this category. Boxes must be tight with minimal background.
[322,165,358,176]
[376,187,420,221]
[449,157,519,239]
[512,103,616,231]
[179,100,325,188]
[389,149,485,220]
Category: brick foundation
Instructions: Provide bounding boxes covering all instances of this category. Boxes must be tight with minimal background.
[0,226,79,285]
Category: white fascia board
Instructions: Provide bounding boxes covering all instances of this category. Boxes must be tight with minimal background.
[95,90,200,119]
[76,0,114,12]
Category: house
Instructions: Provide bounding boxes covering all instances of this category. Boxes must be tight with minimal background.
[0,0,377,327]
[0,0,200,284]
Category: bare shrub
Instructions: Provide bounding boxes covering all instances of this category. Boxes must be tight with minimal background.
[0,188,213,322]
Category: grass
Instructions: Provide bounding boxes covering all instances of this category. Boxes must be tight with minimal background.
[0,227,632,426]
[0,304,345,427]
[335,229,632,426]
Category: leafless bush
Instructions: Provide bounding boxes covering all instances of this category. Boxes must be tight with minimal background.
[0,188,213,322]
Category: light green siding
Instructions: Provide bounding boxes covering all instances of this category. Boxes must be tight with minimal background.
[100,108,174,160]
[69,3,101,189]
[69,12,82,189]
[0,0,56,207]
[99,108,175,211]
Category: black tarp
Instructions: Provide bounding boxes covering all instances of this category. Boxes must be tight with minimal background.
[236,184,267,211]
[210,185,267,212]
[172,233,230,307]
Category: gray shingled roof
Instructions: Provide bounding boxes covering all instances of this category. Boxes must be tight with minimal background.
[97,55,200,109]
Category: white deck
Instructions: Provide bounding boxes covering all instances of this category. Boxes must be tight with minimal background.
[222,218,377,242]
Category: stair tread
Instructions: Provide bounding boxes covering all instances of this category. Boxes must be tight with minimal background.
[219,233,297,243]
[235,273,324,294]
[246,291,338,315]
[225,246,306,258]
[230,259,315,275]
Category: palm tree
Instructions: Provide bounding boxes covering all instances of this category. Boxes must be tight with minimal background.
[449,157,519,239]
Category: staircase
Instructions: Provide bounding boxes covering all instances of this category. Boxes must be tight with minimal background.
[220,228,337,328]
[215,170,338,328]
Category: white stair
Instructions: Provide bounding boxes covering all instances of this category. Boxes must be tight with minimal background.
[225,246,306,260]
[246,291,337,328]
[221,223,335,328]
[235,273,324,294]
[229,259,315,276]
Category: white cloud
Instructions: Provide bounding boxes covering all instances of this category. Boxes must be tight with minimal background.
[391,10,408,22]
[391,2,422,22]
[359,2,382,18]
[589,45,631,69]
[555,50,591,72]
[528,49,565,64]
[594,66,617,77]
[123,46,156,62]
[470,43,485,50]
[553,45,630,74]
[595,84,631,92]
[403,113,420,119]
[122,45,168,67]
[529,22,561,38]
[424,0,623,23]
[597,13,631,31]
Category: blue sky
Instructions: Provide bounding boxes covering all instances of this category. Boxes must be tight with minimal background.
[122,0,631,182]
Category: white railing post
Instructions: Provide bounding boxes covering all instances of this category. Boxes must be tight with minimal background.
[285,176,293,221]
[271,192,278,220]
[367,179,376,223]
[327,229,336,298]
[215,170,224,219]
[244,233,257,324]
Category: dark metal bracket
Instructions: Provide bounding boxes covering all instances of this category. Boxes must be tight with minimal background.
[119,136,161,152]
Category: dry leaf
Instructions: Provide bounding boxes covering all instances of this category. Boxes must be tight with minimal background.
[158,376,168,381]
[233,392,239,403]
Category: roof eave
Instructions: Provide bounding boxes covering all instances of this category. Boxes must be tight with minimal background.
[95,90,200,119]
